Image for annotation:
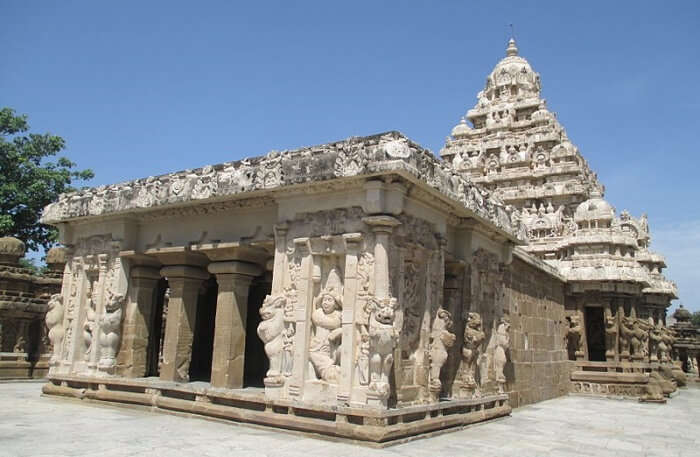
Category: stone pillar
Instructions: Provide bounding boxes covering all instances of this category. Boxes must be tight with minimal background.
[444,261,465,395]
[288,238,312,399]
[119,266,160,377]
[338,233,362,403]
[208,261,262,389]
[159,266,209,383]
[363,216,400,300]
[86,254,109,372]
[362,215,400,408]
[271,224,288,294]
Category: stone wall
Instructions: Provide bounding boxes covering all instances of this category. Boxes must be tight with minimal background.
[503,254,569,407]
[0,238,65,379]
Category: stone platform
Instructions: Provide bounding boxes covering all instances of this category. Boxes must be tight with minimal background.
[42,375,510,445]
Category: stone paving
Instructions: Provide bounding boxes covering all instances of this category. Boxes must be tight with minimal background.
[0,381,698,457]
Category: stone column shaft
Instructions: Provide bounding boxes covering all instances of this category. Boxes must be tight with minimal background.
[208,261,261,389]
[159,265,208,383]
[288,238,312,398]
[363,216,400,300]
[338,233,362,403]
[119,266,160,377]
[271,224,288,294]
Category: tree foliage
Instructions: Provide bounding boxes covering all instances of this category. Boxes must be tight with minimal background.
[692,311,700,328]
[0,107,94,252]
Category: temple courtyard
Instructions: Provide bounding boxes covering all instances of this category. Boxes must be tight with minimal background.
[0,381,697,456]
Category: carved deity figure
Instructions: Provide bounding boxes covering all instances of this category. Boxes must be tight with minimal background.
[629,318,644,358]
[356,332,371,386]
[565,315,583,360]
[494,316,511,393]
[257,294,286,385]
[83,291,97,361]
[619,316,635,358]
[604,313,617,358]
[452,152,465,171]
[461,312,486,394]
[428,308,456,393]
[649,322,663,362]
[659,327,675,363]
[98,293,125,371]
[45,294,65,366]
[309,290,342,383]
[637,319,651,360]
[367,297,398,400]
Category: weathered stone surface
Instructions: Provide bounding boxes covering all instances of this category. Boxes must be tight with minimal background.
[36,38,682,441]
[0,237,64,379]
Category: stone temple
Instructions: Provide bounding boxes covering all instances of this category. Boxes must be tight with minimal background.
[38,39,684,443]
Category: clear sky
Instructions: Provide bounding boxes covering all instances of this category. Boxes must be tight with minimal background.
[3,1,699,312]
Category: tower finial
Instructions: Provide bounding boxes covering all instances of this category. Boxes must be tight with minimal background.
[506,37,518,57]
[506,24,518,56]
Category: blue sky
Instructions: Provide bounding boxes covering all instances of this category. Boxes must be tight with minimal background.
[3,1,699,312]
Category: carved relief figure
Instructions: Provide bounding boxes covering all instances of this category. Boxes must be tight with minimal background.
[98,293,125,371]
[356,332,371,386]
[367,297,398,399]
[494,316,511,393]
[649,322,662,362]
[636,318,651,360]
[659,327,674,363]
[257,294,286,385]
[45,294,65,366]
[462,312,486,394]
[428,308,456,393]
[565,314,583,360]
[401,261,422,359]
[309,289,342,383]
[619,316,634,358]
[629,318,644,357]
[604,313,617,358]
[281,316,295,378]
[83,290,97,361]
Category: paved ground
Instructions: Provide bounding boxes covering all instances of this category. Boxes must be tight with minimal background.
[0,381,698,457]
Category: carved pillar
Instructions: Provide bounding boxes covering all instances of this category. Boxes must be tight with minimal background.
[338,233,362,403]
[362,215,400,407]
[159,266,209,382]
[208,261,262,389]
[288,238,312,398]
[271,224,288,294]
[444,261,465,396]
[363,216,400,300]
[86,254,110,372]
[119,266,160,377]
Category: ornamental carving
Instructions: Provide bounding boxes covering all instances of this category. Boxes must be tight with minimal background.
[428,308,456,395]
[309,288,343,383]
[45,294,65,366]
[459,312,486,397]
[366,296,399,400]
[257,294,287,386]
[97,292,125,372]
[41,132,525,242]
[493,316,511,393]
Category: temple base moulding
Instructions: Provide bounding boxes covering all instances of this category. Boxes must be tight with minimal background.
[42,375,510,446]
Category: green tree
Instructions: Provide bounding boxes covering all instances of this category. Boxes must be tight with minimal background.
[692,311,700,328]
[0,107,94,252]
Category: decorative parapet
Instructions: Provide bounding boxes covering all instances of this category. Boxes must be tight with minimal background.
[41,131,526,242]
